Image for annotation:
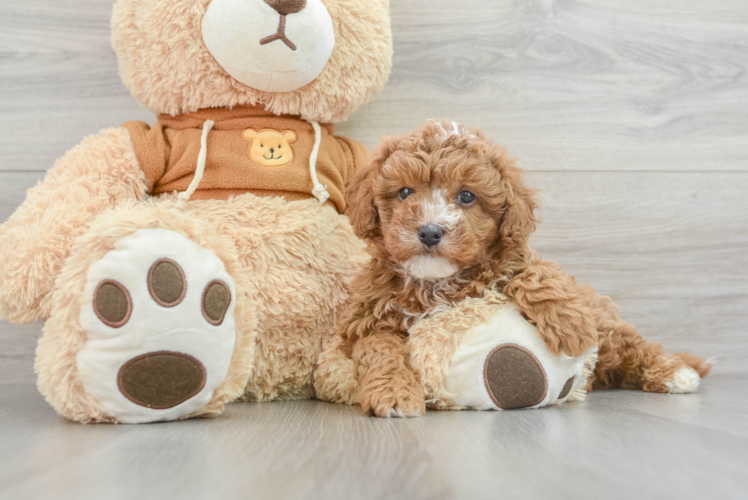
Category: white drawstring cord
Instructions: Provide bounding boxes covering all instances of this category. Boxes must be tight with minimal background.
[176,119,215,209]
[308,121,330,204]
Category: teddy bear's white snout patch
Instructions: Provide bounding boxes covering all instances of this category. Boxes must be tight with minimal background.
[202,0,335,93]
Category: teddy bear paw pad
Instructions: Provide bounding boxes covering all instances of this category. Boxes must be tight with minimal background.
[77,228,237,424]
[484,344,548,410]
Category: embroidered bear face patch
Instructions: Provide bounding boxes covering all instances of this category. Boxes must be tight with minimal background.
[241,128,297,168]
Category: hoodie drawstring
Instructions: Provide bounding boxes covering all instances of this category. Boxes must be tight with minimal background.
[308,121,330,204]
[176,119,215,209]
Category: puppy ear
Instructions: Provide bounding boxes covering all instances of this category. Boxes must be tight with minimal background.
[493,150,539,249]
[346,135,400,240]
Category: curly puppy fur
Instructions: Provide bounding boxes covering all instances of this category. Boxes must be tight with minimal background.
[323,120,711,417]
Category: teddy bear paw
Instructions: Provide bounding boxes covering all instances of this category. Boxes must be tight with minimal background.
[76,229,236,424]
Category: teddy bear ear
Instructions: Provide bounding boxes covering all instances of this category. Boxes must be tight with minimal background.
[283,130,298,144]
[241,129,258,140]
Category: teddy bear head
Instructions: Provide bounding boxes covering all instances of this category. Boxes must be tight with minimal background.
[112,0,392,123]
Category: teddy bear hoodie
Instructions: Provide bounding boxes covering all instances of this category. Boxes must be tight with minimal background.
[122,105,369,214]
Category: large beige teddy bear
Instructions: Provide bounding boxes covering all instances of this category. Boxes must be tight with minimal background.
[0,0,392,424]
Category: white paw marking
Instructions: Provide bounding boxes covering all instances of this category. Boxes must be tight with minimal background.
[666,368,701,394]
[386,407,423,418]
[77,229,236,424]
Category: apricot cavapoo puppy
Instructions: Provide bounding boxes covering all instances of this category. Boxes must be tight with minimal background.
[333,120,711,418]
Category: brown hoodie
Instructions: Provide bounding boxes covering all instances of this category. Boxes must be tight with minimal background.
[122,105,369,214]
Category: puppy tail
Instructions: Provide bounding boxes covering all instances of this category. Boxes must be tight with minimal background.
[675,352,713,379]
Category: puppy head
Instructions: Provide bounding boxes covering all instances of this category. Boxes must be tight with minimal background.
[347,120,538,280]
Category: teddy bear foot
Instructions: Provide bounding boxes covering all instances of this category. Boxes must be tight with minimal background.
[75,228,237,424]
[483,344,550,410]
[410,296,597,411]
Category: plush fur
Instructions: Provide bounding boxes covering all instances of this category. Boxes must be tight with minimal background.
[316,120,711,418]
[36,199,256,422]
[0,128,147,324]
[112,0,392,122]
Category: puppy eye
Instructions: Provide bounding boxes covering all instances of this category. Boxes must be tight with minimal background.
[458,191,476,205]
[399,188,415,201]
[278,145,282,149]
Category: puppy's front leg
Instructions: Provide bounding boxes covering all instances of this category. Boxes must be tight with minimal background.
[503,259,599,358]
[353,334,426,418]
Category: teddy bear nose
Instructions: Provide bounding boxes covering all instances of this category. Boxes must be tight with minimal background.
[264,0,307,15]
[418,224,445,248]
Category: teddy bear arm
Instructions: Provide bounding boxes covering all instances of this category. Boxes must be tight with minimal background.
[408,295,499,404]
[408,321,461,402]
[503,260,599,358]
[0,127,148,323]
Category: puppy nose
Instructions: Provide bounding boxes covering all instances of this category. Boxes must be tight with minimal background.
[264,0,307,15]
[418,224,445,248]
[270,148,275,154]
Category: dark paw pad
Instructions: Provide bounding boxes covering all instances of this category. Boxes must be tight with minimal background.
[202,280,231,326]
[559,377,575,400]
[117,351,207,410]
[484,344,548,410]
[148,258,187,307]
[93,280,133,328]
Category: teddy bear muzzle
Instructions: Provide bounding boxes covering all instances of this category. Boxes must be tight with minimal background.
[202,0,335,93]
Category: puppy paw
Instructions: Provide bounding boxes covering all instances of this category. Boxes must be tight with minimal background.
[504,262,599,358]
[361,384,426,418]
[642,355,702,394]
[665,368,701,394]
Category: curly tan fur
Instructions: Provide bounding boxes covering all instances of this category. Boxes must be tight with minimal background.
[317,120,711,416]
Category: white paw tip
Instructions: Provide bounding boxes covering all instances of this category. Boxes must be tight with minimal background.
[666,368,701,394]
[386,408,423,418]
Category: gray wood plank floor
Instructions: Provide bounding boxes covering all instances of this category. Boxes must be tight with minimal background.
[1,375,747,500]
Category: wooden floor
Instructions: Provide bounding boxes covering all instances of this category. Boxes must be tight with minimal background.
[1,375,747,500]
[1,0,747,498]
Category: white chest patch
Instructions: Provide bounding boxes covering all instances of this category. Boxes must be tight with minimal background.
[202,0,335,93]
[403,255,459,280]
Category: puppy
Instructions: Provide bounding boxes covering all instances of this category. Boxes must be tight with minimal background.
[330,120,711,418]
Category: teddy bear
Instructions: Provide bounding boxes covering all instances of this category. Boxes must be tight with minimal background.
[0,0,392,424]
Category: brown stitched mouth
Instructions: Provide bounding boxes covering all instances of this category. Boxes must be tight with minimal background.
[260,15,297,51]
